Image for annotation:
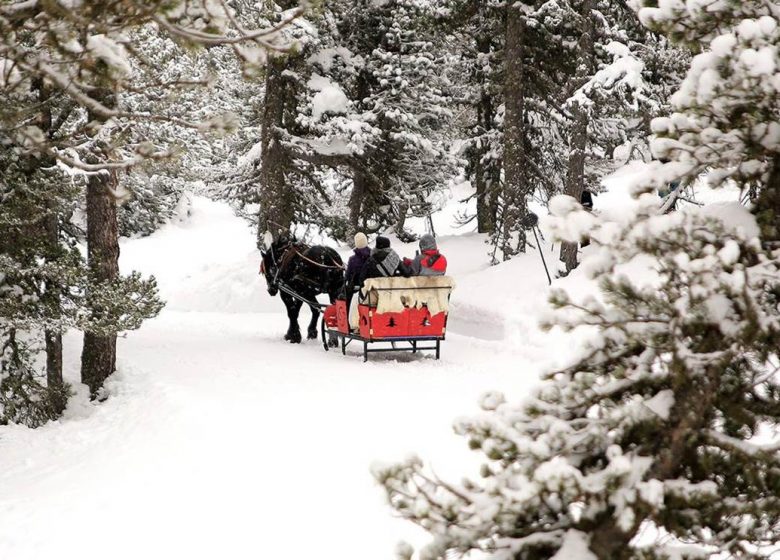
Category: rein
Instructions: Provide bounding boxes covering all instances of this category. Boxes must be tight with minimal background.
[292,248,345,271]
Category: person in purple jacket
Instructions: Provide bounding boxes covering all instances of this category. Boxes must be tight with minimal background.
[344,232,371,329]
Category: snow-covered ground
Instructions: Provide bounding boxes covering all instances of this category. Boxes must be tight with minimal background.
[0,196,579,560]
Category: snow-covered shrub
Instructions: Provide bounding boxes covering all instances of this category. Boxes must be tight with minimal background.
[376,199,780,558]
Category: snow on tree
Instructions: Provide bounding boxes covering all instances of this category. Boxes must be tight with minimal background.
[452,1,504,235]
[252,0,458,242]
[436,1,678,263]
[376,197,780,559]
[343,0,457,240]
[632,1,780,245]
[0,0,298,167]
[0,148,163,422]
[0,151,79,424]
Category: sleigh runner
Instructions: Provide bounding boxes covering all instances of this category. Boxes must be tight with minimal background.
[321,276,455,361]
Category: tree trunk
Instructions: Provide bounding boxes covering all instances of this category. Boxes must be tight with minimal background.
[44,205,66,413]
[348,67,382,238]
[560,0,594,275]
[35,78,67,412]
[474,23,498,234]
[80,167,120,397]
[394,201,410,241]
[474,117,501,234]
[257,55,296,243]
[502,2,528,258]
[45,331,65,410]
[80,90,120,397]
[559,103,588,274]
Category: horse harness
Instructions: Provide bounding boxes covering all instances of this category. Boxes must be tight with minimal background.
[262,241,343,296]
[291,248,345,271]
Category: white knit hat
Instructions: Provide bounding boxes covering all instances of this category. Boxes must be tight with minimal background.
[354,232,368,249]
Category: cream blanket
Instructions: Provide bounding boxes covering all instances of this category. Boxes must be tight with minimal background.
[360,276,455,315]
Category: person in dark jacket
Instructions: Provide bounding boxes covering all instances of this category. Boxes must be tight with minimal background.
[404,234,447,276]
[343,232,371,327]
[359,236,411,283]
[345,232,370,287]
[580,190,595,247]
[580,189,594,210]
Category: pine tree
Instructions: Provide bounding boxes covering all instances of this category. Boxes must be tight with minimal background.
[558,1,686,273]
[451,0,504,234]
[441,1,682,263]
[377,199,780,559]
[0,149,79,423]
[349,0,456,240]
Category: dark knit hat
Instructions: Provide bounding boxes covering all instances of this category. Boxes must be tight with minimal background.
[419,233,437,251]
[375,236,391,250]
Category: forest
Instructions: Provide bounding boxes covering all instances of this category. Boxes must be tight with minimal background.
[2,0,780,559]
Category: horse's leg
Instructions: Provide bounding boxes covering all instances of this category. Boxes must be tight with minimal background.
[307,303,320,340]
[281,292,302,343]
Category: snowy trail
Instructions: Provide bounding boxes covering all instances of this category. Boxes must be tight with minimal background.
[0,197,561,560]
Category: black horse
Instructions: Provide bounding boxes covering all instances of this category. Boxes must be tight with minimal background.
[259,232,344,343]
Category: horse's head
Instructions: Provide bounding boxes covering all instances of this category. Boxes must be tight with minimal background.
[260,231,287,296]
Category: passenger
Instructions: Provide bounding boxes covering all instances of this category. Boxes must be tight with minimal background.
[344,232,371,328]
[345,232,371,290]
[359,236,411,283]
[405,233,447,276]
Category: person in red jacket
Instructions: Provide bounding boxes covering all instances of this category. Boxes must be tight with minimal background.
[405,234,447,276]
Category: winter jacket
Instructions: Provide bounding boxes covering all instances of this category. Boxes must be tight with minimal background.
[343,246,371,326]
[359,248,411,283]
[407,249,447,276]
[345,247,371,288]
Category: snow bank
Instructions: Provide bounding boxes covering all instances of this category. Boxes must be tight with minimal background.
[119,196,275,313]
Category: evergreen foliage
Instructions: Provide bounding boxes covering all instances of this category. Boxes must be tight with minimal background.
[0,143,165,422]
[0,152,80,425]
[247,0,457,242]
[634,1,780,243]
[0,331,66,428]
[0,0,287,411]
[377,200,780,559]
[118,174,190,238]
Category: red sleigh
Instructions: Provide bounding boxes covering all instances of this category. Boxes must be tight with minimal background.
[321,276,454,361]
